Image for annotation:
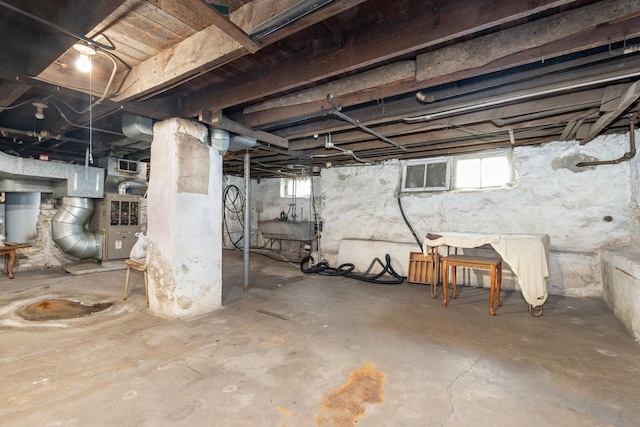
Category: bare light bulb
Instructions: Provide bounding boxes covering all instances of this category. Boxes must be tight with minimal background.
[76,53,92,73]
[32,102,47,120]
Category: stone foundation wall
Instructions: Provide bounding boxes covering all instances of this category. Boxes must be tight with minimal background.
[17,196,76,271]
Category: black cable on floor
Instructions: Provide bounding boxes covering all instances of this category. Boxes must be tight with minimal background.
[300,254,405,285]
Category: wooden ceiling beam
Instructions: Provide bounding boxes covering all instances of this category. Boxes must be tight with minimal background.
[182,0,585,116]
[153,0,260,53]
[113,0,365,102]
[244,61,416,114]
[236,13,640,131]
[416,0,640,87]
[278,81,608,142]
[237,51,634,130]
[579,80,640,144]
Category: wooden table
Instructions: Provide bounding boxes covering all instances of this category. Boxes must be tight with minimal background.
[424,232,550,311]
[0,244,32,279]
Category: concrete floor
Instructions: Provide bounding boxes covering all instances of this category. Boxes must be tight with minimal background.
[1,249,639,427]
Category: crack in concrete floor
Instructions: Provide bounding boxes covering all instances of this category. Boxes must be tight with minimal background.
[443,355,482,426]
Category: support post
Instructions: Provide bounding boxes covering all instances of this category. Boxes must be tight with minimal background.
[243,150,250,291]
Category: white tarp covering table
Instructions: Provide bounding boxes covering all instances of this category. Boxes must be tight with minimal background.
[423,232,550,308]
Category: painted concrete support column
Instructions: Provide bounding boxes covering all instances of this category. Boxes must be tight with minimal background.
[147,118,222,318]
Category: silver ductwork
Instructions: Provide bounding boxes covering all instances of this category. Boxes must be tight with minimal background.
[118,180,147,195]
[0,150,103,197]
[101,156,147,194]
[122,113,153,142]
[51,197,102,259]
[210,129,257,155]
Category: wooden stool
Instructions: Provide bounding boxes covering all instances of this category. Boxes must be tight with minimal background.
[441,254,502,316]
[124,259,149,307]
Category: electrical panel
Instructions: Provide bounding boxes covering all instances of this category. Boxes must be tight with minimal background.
[89,194,143,261]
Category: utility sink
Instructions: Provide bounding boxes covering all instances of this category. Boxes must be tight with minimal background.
[258,220,316,241]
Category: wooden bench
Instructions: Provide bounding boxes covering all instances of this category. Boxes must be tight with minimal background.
[441,254,502,316]
[0,243,32,279]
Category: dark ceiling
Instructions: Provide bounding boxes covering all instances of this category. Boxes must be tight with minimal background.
[1,0,640,177]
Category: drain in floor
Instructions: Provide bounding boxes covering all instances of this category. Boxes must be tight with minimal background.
[17,299,114,321]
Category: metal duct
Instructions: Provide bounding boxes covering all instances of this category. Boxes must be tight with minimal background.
[0,150,103,197]
[230,135,257,151]
[51,197,102,259]
[118,180,147,195]
[211,129,257,155]
[211,129,230,154]
[122,113,154,142]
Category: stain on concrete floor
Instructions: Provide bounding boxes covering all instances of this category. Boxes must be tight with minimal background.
[17,298,113,321]
[316,362,386,426]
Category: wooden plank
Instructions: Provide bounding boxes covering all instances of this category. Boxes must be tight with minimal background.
[601,84,628,112]
[238,51,634,129]
[580,81,640,144]
[277,84,607,141]
[153,0,260,53]
[115,0,364,102]
[416,1,640,86]
[244,61,416,114]
[560,120,577,141]
[240,8,640,134]
[182,0,583,115]
[113,26,246,101]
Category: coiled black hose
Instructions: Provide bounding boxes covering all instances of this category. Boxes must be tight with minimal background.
[300,254,405,284]
[223,184,244,249]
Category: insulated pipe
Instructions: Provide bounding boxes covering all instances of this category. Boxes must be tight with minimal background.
[243,150,251,291]
[51,197,102,259]
[406,72,640,122]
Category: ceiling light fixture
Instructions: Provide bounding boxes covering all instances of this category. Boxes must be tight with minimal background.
[32,101,48,120]
[73,43,96,73]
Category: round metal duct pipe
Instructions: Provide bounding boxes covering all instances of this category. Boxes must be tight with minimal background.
[51,197,101,259]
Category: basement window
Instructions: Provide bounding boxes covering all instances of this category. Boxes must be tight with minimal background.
[453,151,513,190]
[280,177,311,198]
[401,158,451,192]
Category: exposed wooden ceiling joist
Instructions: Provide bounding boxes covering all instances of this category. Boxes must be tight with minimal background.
[153,0,260,53]
[579,80,640,144]
[415,0,640,86]
[2,0,639,174]
[113,0,366,102]
[182,0,582,116]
